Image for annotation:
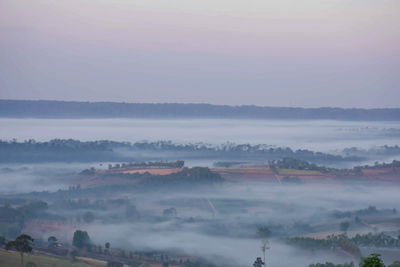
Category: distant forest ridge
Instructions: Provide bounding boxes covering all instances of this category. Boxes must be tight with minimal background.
[1,139,399,164]
[1,99,399,120]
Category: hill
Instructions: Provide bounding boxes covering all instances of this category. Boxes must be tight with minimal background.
[1,100,399,120]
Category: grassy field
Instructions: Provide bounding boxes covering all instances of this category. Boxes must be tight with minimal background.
[0,249,106,267]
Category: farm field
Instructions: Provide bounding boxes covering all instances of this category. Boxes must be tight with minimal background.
[0,249,105,267]
[214,167,400,183]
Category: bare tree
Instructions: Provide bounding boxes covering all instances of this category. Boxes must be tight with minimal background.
[256,226,271,267]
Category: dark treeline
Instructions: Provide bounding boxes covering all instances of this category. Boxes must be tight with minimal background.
[354,160,400,170]
[1,99,400,120]
[286,232,400,250]
[0,200,62,238]
[0,139,363,163]
[91,167,223,189]
[108,160,185,169]
[331,205,397,219]
[270,157,400,174]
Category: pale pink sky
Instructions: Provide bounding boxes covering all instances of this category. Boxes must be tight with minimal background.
[0,0,399,107]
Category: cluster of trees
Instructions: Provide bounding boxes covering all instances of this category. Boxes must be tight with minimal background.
[343,146,400,158]
[354,160,400,170]
[81,161,186,175]
[309,262,355,267]
[287,232,400,253]
[2,138,399,168]
[108,160,185,170]
[0,139,118,162]
[309,254,400,267]
[0,139,362,164]
[269,157,400,176]
[332,206,397,224]
[351,232,400,248]
[0,201,49,238]
[269,158,328,172]
[137,167,223,187]
[286,234,361,258]
[358,254,400,267]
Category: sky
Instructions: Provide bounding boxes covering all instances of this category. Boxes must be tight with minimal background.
[0,0,399,108]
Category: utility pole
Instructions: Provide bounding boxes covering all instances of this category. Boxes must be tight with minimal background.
[260,239,270,267]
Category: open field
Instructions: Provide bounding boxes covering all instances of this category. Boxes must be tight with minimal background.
[361,168,400,182]
[77,166,400,189]
[214,167,400,183]
[0,249,105,267]
[213,167,332,182]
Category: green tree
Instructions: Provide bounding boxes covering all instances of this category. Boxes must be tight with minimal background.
[5,234,34,267]
[72,230,91,249]
[360,253,385,267]
[388,261,400,267]
[253,257,264,267]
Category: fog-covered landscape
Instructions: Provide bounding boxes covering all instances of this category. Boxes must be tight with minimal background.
[1,0,400,266]
[1,110,400,267]
[2,117,400,152]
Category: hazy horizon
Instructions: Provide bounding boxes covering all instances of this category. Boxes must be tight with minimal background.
[1,0,400,108]
[1,2,400,267]
[2,98,400,109]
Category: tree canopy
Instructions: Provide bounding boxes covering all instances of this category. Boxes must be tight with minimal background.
[72,230,91,249]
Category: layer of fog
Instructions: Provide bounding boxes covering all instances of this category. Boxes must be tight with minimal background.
[1,158,400,266]
[0,162,102,194]
[47,182,400,267]
[88,223,353,267]
[1,118,400,153]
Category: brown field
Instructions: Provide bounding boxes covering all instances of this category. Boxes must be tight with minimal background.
[214,167,400,183]
[213,167,333,182]
[80,167,182,188]
[361,168,400,182]
[80,167,400,188]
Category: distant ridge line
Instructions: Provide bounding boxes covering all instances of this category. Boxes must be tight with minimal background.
[0,99,399,121]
